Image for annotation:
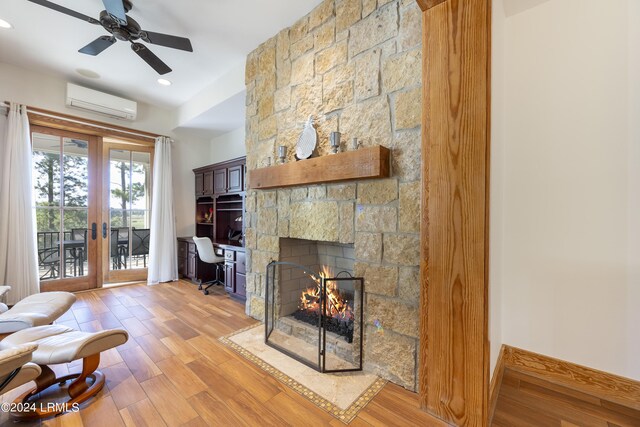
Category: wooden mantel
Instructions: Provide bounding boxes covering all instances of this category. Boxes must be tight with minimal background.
[248,145,390,189]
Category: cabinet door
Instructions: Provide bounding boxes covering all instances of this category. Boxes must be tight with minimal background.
[236,251,246,274]
[235,273,246,297]
[178,257,186,277]
[224,262,235,292]
[213,169,227,194]
[203,170,214,196]
[227,165,243,193]
[187,253,197,279]
[195,173,204,196]
[177,241,188,277]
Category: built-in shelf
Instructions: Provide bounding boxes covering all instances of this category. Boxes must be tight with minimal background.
[197,201,214,205]
[217,208,243,212]
[197,223,214,226]
[248,145,390,189]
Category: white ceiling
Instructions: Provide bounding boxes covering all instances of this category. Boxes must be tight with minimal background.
[0,0,322,112]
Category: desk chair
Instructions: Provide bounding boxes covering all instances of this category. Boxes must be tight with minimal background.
[192,237,225,295]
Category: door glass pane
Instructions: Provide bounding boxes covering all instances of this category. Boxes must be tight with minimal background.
[108,148,151,271]
[35,208,61,280]
[131,152,151,210]
[62,138,89,208]
[61,138,89,278]
[63,208,88,278]
[32,132,90,280]
[109,150,131,219]
[33,134,61,209]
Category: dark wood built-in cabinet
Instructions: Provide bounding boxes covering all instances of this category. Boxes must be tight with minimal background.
[195,169,214,196]
[181,156,246,299]
[227,165,243,193]
[213,169,227,194]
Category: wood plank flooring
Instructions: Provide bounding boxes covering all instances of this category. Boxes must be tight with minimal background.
[0,281,444,426]
[491,368,640,427]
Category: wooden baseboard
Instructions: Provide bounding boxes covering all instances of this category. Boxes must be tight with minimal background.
[488,345,507,421]
[494,345,640,411]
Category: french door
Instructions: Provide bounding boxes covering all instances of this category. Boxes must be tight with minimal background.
[32,127,154,290]
[32,126,100,292]
[102,140,154,284]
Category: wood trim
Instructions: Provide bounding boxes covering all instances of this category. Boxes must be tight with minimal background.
[503,346,640,411]
[27,107,158,145]
[31,125,101,292]
[40,277,95,293]
[416,0,447,11]
[419,0,491,425]
[101,141,154,285]
[488,345,507,421]
[247,145,390,189]
[193,156,246,173]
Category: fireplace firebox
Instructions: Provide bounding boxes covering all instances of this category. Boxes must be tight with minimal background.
[265,261,364,373]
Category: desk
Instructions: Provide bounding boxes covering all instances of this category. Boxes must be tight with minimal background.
[177,237,246,299]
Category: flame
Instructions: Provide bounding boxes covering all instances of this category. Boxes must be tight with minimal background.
[299,265,354,321]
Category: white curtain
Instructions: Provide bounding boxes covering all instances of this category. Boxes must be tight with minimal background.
[0,103,39,304]
[147,136,178,284]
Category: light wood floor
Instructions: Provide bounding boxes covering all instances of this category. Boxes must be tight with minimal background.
[491,368,640,427]
[0,280,445,427]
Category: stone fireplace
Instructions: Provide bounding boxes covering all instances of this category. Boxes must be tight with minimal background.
[244,0,422,390]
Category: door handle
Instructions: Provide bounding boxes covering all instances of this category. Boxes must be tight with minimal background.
[102,223,107,238]
[91,223,97,240]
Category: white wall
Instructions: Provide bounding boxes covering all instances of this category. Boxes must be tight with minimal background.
[0,61,212,242]
[172,135,213,237]
[627,0,640,380]
[209,127,246,164]
[491,0,640,380]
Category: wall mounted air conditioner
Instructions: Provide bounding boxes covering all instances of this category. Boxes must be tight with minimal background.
[65,83,137,121]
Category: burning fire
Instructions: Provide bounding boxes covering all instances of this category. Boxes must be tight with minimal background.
[300,266,354,321]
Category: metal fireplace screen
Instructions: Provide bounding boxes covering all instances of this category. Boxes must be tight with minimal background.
[265,261,364,373]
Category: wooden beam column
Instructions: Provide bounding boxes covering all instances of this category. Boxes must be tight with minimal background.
[417,0,491,425]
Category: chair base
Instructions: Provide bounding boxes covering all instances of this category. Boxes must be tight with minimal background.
[198,278,224,295]
[11,354,104,421]
[198,262,225,295]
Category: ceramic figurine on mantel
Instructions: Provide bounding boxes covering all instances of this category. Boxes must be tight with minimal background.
[295,115,317,160]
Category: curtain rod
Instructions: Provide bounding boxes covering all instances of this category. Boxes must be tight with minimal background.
[2,101,164,141]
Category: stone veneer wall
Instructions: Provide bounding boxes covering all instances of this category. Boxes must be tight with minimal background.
[243,0,422,390]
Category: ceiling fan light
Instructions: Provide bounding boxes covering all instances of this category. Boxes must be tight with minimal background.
[157,78,172,86]
[0,19,13,29]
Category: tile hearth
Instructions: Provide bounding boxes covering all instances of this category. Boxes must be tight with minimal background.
[220,325,385,423]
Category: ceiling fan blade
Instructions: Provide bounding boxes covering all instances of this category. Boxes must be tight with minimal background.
[26,0,99,24]
[102,0,127,26]
[79,36,116,56]
[131,43,172,75]
[141,31,193,52]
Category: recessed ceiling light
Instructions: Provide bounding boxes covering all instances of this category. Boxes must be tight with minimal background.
[76,68,101,79]
[157,78,172,86]
[0,19,13,29]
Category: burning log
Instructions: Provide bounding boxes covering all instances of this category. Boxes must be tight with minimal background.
[295,265,355,342]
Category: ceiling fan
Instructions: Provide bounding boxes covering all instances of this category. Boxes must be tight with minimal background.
[26,0,193,75]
